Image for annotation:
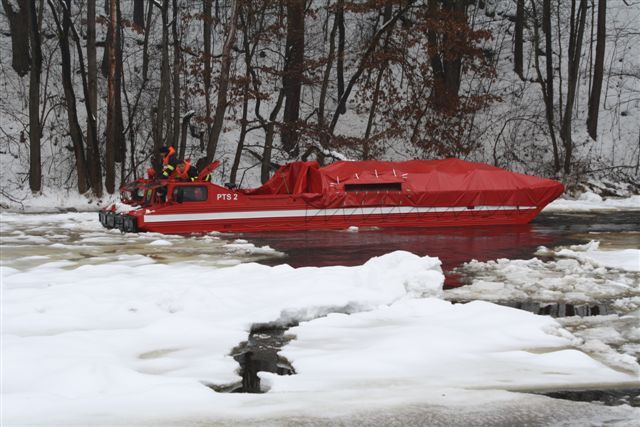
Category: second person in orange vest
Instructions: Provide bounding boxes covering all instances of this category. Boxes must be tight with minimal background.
[160,146,178,178]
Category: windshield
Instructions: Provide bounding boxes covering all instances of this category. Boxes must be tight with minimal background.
[143,189,154,206]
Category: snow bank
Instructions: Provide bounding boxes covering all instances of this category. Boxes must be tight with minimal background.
[2,251,443,424]
[0,189,119,213]
[3,246,638,425]
[544,193,640,212]
[269,299,634,395]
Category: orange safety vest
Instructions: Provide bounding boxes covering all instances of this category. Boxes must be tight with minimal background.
[173,160,191,180]
[162,146,176,165]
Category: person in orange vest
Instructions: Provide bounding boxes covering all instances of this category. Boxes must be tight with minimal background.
[160,146,178,178]
[173,159,199,181]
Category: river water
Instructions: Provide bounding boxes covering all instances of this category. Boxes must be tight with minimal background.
[2,211,638,277]
[242,211,640,287]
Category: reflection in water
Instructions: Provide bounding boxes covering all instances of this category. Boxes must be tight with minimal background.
[480,301,611,317]
[241,224,559,287]
[212,325,296,394]
[240,211,640,287]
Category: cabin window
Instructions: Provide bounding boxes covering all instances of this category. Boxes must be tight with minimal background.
[173,186,208,202]
[344,182,402,192]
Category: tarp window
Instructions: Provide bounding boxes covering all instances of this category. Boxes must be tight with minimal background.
[344,182,402,192]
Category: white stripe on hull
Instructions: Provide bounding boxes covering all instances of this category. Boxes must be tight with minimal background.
[143,205,537,223]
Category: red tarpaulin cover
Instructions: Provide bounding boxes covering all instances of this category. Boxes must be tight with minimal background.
[244,159,564,209]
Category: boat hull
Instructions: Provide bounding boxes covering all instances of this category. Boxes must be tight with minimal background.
[134,205,541,234]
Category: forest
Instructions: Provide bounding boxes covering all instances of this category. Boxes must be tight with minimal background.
[1,0,639,201]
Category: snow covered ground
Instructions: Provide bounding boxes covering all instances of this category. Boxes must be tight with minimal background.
[544,192,640,212]
[2,212,640,425]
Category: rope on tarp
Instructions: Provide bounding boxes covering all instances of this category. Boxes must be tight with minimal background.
[281,172,290,194]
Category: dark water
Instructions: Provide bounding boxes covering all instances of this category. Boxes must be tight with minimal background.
[209,324,296,394]
[538,388,640,407]
[239,211,640,287]
[230,324,296,393]
[454,301,613,317]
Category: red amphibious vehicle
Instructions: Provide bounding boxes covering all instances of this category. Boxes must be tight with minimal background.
[99,158,564,234]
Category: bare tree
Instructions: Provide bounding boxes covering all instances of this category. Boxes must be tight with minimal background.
[28,0,42,193]
[154,0,170,169]
[258,89,285,183]
[317,3,339,149]
[48,0,89,193]
[514,0,524,79]
[206,0,239,163]
[86,0,102,196]
[560,0,587,174]
[172,0,182,158]
[362,1,394,159]
[230,2,266,185]
[281,0,305,156]
[530,0,560,174]
[587,0,606,140]
[336,0,345,115]
[203,0,214,141]
[2,0,31,76]
[105,0,122,193]
[133,0,144,30]
[329,2,412,133]
[427,0,466,112]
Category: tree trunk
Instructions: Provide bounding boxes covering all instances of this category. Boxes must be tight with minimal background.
[171,0,181,151]
[530,0,560,174]
[261,90,285,184]
[230,9,253,186]
[105,0,119,193]
[336,0,345,115]
[560,0,587,174]
[133,0,144,30]
[203,0,213,140]
[363,2,393,159]
[587,0,606,140]
[141,0,153,80]
[2,0,31,77]
[318,5,338,148]
[206,0,239,163]
[514,0,524,78]
[49,0,89,194]
[427,0,464,113]
[86,0,102,196]
[154,0,170,170]
[179,111,194,162]
[114,0,125,165]
[28,0,42,193]
[230,86,249,186]
[281,0,305,156]
[543,0,560,173]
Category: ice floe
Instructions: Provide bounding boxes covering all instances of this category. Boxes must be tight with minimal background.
[2,250,638,425]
